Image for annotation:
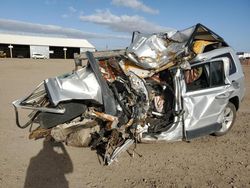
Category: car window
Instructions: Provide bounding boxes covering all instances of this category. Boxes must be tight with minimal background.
[185,60,225,92]
[210,61,224,86]
[213,53,236,75]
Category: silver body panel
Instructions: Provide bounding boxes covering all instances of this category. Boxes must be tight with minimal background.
[126,33,186,70]
[183,85,231,130]
[45,67,103,106]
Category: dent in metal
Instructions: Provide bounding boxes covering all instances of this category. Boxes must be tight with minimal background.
[126,33,186,70]
[183,86,232,130]
[45,67,102,106]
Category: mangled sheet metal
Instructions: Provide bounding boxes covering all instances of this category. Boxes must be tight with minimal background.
[12,23,233,165]
[126,23,228,71]
[45,67,103,106]
[126,32,187,69]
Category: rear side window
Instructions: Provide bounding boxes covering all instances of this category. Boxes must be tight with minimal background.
[210,61,224,86]
[185,61,225,91]
[213,53,236,75]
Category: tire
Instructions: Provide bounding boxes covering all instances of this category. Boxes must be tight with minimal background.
[213,102,236,136]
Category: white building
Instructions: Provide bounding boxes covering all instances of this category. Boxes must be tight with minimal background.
[0,33,95,59]
[237,52,250,59]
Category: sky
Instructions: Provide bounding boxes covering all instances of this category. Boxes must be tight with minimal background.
[0,0,249,51]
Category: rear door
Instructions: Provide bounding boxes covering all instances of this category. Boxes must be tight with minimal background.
[182,57,233,140]
[213,52,245,101]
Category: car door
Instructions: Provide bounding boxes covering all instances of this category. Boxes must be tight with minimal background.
[182,57,233,140]
[213,52,245,102]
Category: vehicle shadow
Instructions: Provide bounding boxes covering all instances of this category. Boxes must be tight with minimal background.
[24,140,73,188]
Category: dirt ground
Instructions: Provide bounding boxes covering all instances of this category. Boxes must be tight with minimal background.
[0,58,249,188]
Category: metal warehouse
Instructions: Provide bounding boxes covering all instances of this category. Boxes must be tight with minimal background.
[0,33,95,59]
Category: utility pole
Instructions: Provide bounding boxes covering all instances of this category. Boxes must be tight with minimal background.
[63,48,67,59]
[8,45,13,58]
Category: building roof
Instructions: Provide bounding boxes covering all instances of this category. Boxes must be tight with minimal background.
[0,33,95,49]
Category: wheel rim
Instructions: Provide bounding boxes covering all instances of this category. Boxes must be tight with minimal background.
[220,106,234,132]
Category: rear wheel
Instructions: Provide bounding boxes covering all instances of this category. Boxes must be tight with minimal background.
[213,102,236,136]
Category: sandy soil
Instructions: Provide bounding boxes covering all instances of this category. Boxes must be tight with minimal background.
[0,58,249,188]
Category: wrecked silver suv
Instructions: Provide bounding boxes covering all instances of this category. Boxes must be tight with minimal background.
[13,24,245,165]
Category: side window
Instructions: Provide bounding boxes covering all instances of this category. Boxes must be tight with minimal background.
[213,53,236,75]
[185,64,209,91]
[185,61,225,92]
[210,61,224,86]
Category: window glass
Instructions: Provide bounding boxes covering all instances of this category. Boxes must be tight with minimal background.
[213,53,236,75]
[210,61,224,86]
[185,60,225,91]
